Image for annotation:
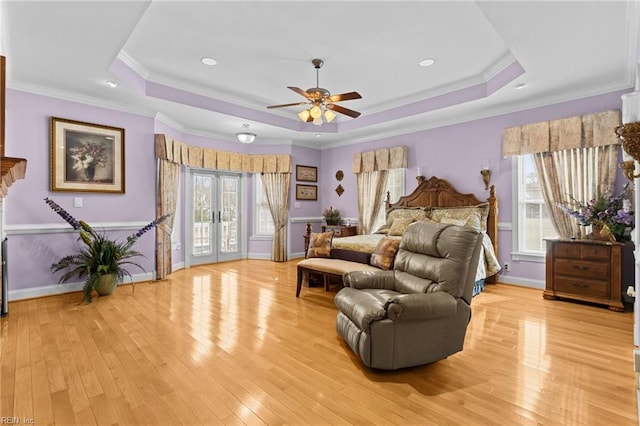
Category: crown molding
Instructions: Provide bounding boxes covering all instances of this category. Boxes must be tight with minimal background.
[8,80,155,118]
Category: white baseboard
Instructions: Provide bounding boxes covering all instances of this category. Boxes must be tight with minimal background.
[7,272,154,301]
[497,275,544,289]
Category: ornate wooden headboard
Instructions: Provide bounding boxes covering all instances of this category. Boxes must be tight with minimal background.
[387,176,498,283]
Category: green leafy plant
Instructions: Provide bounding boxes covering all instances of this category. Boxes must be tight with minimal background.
[45,198,169,302]
[322,206,341,224]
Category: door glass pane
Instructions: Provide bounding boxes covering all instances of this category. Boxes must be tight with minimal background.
[220,176,239,253]
[193,174,213,256]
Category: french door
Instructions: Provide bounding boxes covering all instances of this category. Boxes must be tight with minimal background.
[188,170,242,265]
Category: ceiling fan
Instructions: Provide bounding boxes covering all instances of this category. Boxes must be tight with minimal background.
[267,59,362,125]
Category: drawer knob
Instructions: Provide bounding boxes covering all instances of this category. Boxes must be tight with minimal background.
[571,282,589,289]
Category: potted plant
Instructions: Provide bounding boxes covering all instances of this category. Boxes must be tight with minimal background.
[45,198,169,303]
[323,206,341,226]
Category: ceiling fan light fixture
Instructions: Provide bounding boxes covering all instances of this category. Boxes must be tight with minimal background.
[312,117,323,126]
[324,109,336,123]
[236,123,256,144]
[298,109,310,122]
[309,105,322,119]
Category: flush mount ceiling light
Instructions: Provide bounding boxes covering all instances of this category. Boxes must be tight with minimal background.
[236,123,256,144]
[419,58,436,67]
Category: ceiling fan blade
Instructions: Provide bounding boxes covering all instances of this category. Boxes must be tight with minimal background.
[266,101,309,109]
[288,86,313,99]
[326,91,362,102]
[327,103,361,118]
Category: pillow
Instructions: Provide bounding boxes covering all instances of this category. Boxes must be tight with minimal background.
[374,207,427,234]
[307,231,333,258]
[439,218,466,226]
[370,237,401,270]
[388,217,415,236]
[429,203,490,232]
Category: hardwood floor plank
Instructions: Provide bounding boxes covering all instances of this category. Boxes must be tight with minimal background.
[0,260,637,425]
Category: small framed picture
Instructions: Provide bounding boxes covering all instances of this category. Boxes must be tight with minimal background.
[296,184,317,201]
[296,165,317,182]
[50,117,125,193]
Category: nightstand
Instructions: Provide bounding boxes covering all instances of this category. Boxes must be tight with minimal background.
[321,225,358,237]
[544,238,634,312]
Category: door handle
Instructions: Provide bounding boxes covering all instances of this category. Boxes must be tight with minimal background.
[218,211,221,222]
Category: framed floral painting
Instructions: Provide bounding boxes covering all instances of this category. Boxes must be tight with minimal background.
[50,117,125,193]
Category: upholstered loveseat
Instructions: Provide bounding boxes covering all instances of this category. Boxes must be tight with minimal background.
[334,221,483,370]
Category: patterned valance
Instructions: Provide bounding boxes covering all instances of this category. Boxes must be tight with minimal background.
[502,110,621,156]
[352,146,408,173]
[154,134,291,173]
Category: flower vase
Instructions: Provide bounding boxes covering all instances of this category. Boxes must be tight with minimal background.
[326,219,339,226]
[86,163,96,181]
[589,222,616,242]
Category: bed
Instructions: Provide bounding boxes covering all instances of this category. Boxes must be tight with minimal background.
[304,176,500,295]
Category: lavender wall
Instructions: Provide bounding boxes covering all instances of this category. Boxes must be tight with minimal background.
[3,86,628,298]
[5,90,158,296]
[319,89,628,286]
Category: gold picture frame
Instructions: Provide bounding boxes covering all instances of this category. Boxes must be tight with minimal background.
[296,184,317,201]
[50,117,125,193]
[296,165,317,182]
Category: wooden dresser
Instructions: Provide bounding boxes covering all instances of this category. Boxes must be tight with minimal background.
[544,239,634,312]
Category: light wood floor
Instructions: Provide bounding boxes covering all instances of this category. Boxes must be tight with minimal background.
[1,259,637,425]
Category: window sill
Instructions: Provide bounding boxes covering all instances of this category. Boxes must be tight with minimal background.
[250,235,273,241]
[511,251,546,263]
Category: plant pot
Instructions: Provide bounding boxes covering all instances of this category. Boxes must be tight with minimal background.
[325,219,340,226]
[95,274,117,296]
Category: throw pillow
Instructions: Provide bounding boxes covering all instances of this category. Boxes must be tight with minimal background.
[370,237,401,270]
[429,203,490,232]
[306,231,333,258]
[388,217,415,236]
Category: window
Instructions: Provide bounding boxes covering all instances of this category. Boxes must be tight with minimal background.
[516,155,557,254]
[385,168,405,205]
[372,168,406,231]
[254,174,274,236]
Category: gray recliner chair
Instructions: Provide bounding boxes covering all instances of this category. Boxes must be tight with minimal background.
[334,221,483,370]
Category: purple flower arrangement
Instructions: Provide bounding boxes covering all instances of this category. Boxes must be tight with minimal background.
[558,184,635,241]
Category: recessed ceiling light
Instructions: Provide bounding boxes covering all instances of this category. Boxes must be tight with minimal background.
[201,57,217,66]
[419,58,436,67]
[105,80,118,88]
[515,83,527,90]
[316,133,321,138]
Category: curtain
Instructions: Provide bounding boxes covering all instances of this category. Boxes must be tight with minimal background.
[356,170,389,234]
[155,159,180,279]
[535,145,619,239]
[261,172,291,262]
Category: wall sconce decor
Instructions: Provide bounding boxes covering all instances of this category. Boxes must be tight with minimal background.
[480,169,492,190]
[480,158,491,190]
[617,91,640,180]
[615,122,640,179]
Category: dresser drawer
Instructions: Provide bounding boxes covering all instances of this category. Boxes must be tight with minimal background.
[554,243,581,258]
[554,276,609,299]
[580,244,610,261]
[554,258,609,280]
